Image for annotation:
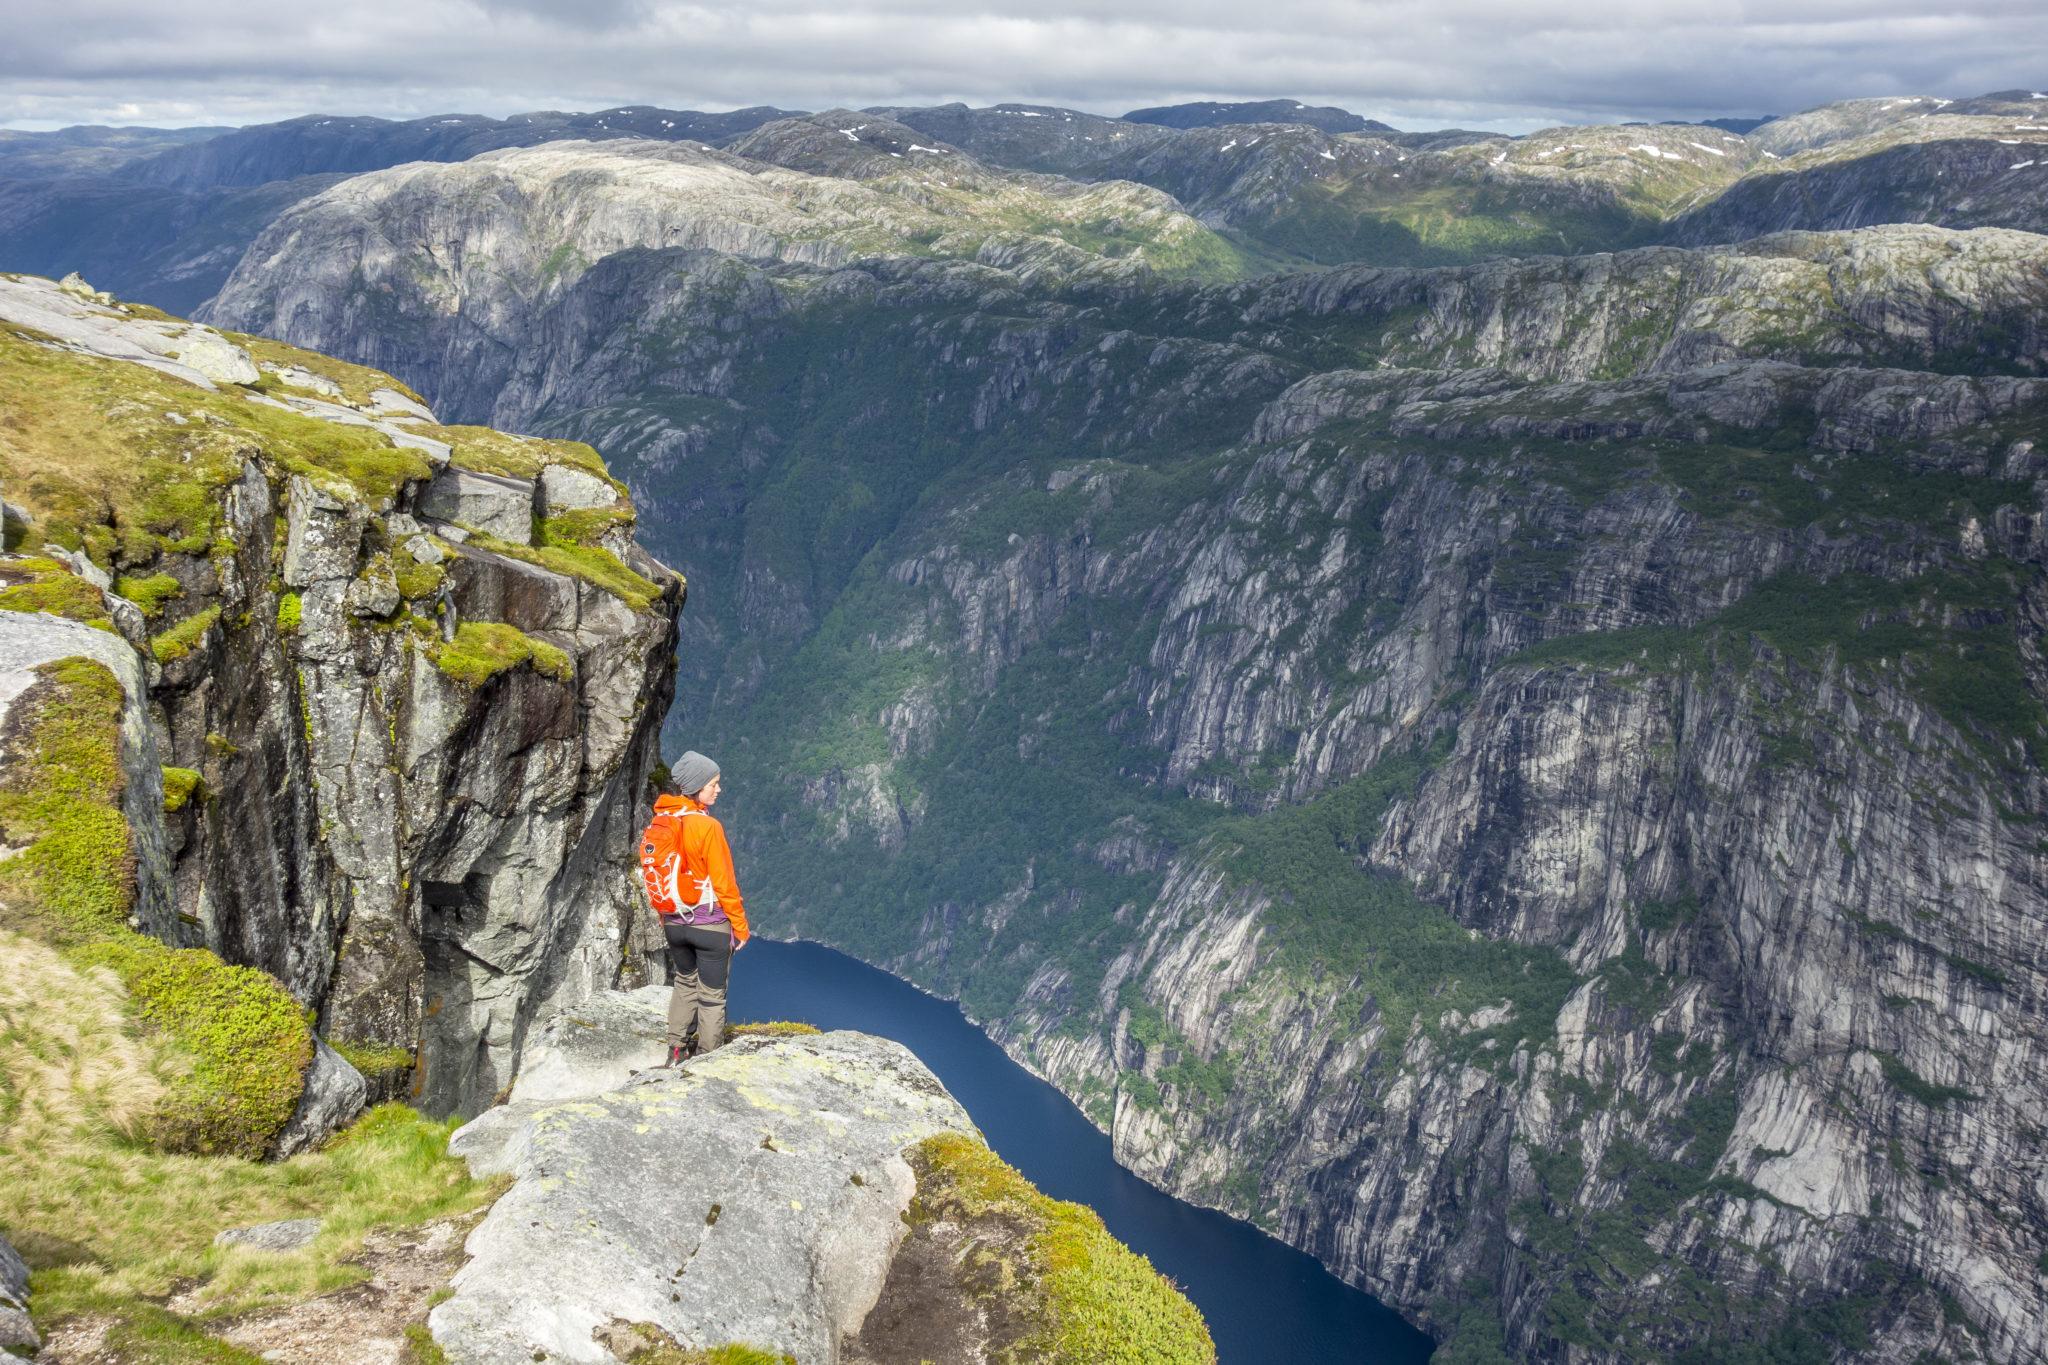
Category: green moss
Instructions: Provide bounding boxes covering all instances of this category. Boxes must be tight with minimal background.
[392,559,445,601]
[538,505,633,546]
[725,1021,823,1038]
[329,1039,415,1080]
[0,657,311,1157]
[401,1323,449,1365]
[113,573,184,618]
[0,555,113,627]
[469,526,663,612]
[431,621,574,688]
[275,590,302,634]
[913,1133,1213,1364]
[161,766,202,814]
[151,605,222,664]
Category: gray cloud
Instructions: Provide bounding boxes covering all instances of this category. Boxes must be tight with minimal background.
[3,0,2043,132]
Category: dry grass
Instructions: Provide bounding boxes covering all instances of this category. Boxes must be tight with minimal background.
[0,927,498,1344]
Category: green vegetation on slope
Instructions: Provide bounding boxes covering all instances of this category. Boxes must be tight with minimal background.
[0,657,310,1157]
[911,1132,1214,1364]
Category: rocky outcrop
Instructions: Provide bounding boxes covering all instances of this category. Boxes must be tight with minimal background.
[0,608,174,940]
[439,1021,978,1364]
[164,116,2048,1358]
[0,1232,34,1355]
[0,273,684,1119]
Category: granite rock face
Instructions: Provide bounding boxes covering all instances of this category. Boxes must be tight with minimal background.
[438,1026,977,1365]
[0,1232,34,1353]
[180,135,2048,1358]
[0,274,684,1121]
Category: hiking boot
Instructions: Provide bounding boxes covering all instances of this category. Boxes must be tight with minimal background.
[666,1044,687,1067]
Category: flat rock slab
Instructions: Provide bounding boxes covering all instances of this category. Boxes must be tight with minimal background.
[417,468,537,545]
[0,272,255,389]
[436,1031,977,1365]
[215,1218,324,1253]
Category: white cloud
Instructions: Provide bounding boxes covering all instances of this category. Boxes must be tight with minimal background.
[2,0,2044,131]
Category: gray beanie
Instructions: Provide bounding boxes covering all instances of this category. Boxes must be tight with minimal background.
[671,750,720,796]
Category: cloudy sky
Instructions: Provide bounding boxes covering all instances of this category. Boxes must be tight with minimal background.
[5,0,2044,132]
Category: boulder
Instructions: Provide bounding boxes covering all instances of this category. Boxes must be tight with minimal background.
[371,387,437,421]
[344,557,402,619]
[416,469,536,545]
[214,1218,324,1253]
[270,1038,368,1159]
[1,499,30,551]
[506,984,670,1105]
[0,1232,34,1353]
[443,544,579,634]
[537,464,620,516]
[435,1029,977,1365]
[172,325,261,386]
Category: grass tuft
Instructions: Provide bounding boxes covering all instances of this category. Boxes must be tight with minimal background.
[430,621,574,689]
[150,606,222,664]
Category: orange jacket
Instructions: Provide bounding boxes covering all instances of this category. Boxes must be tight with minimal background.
[638,793,749,943]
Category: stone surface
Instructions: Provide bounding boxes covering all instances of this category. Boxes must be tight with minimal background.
[536,463,619,515]
[0,1231,34,1353]
[416,468,537,545]
[271,1038,369,1158]
[172,324,260,385]
[215,1219,325,1253]
[504,984,670,1105]
[436,1029,977,1365]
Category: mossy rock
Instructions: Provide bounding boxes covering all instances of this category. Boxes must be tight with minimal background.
[431,621,574,688]
[0,555,113,628]
[885,1133,1214,1365]
[0,656,312,1157]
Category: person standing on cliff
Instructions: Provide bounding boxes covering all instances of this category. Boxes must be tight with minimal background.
[639,750,750,1065]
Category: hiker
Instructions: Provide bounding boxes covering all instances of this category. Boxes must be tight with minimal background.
[638,750,750,1064]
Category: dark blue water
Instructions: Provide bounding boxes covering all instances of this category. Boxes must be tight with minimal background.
[727,937,1434,1365]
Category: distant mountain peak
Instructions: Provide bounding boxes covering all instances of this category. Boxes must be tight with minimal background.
[1122,99,1394,134]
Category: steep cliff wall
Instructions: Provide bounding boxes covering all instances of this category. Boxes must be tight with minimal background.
[197,213,2048,1360]
[0,272,681,1116]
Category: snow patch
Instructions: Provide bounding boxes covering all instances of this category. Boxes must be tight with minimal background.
[1686,141,1726,156]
